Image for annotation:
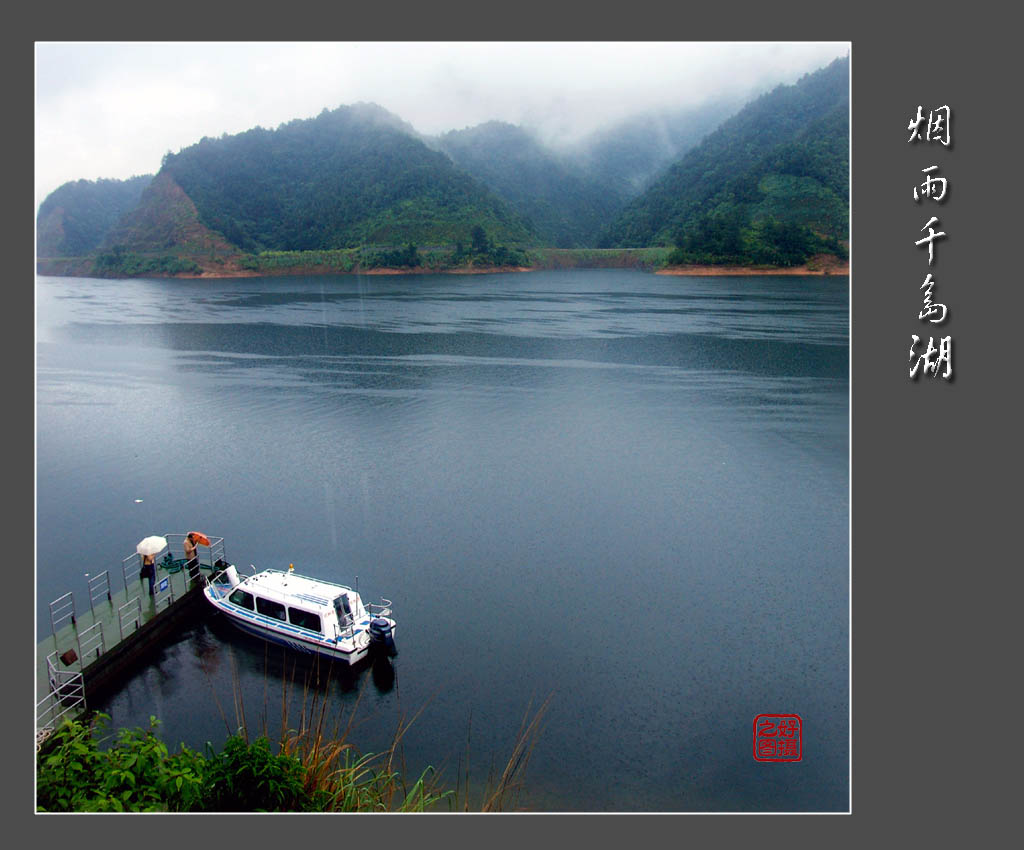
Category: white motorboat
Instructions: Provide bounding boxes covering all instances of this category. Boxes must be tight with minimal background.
[203,564,396,664]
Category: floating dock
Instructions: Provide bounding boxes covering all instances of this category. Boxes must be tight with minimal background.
[36,534,227,747]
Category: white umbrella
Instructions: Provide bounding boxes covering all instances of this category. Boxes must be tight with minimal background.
[136,536,167,556]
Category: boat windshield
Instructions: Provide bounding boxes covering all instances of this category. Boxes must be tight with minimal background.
[334,594,353,625]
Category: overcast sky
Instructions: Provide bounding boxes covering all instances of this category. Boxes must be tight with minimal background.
[35,41,848,211]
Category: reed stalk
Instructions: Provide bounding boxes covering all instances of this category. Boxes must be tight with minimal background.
[200,640,550,812]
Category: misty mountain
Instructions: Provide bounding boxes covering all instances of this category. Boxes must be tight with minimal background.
[569,97,745,199]
[431,121,623,247]
[36,101,749,261]
[602,56,849,264]
[37,175,152,257]
[36,58,849,271]
[428,100,741,247]
[132,103,538,253]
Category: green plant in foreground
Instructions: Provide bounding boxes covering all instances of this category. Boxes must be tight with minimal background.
[201,734,308,812]
[36,714,206,812]
[36,712,430,813]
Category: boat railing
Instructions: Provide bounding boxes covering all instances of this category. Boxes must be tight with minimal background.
[367,598,393,618]
[203,561,251,591]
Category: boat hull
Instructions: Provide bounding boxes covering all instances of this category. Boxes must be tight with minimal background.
[227,614,365,661]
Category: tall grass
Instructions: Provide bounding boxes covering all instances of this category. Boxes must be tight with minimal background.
[204,648,550,812]
[453,695,552,812]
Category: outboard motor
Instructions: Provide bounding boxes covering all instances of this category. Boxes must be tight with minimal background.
[368,618,397,658]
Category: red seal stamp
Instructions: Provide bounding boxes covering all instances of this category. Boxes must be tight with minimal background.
[753,714,802,762]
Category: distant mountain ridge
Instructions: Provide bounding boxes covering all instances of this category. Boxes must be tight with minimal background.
[36,59,849,274]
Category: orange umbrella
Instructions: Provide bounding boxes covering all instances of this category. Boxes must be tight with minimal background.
[188,532,211,546]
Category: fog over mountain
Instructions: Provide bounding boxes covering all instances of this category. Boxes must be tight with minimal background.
[36,94,748,256]
[35,42,848,212]
[35,46,848,276]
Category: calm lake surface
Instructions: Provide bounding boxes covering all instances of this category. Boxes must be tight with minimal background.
[36,270,848,811]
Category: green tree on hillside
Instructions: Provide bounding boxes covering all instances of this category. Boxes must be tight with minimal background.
[471,225,490,255]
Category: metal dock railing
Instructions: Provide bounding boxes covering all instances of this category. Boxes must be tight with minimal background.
[36,534,228,749]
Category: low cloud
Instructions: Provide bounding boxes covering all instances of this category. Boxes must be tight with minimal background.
[35,41,848,210]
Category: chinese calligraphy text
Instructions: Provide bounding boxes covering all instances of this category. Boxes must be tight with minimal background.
[907,105,953,380]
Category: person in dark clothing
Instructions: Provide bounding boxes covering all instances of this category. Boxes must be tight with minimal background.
[140,553,156,596]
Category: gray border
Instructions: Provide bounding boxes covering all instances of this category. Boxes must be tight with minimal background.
[17,0,1022,844]
[848,6,1020,845]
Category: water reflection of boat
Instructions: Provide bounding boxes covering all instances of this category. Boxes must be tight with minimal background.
[203,565,397,665]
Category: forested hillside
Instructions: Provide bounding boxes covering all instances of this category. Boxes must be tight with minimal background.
[157,103,537,252]
[602,56,849,266]
[37,175,152,257]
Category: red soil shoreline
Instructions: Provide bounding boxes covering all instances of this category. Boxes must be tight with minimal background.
[656,262,849,276]
[180,263,849,280]
[177,264,536,279]
[38,258,849,280]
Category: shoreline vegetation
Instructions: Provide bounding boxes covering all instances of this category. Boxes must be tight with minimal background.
[37,668,552,813]
[37,247,848,280]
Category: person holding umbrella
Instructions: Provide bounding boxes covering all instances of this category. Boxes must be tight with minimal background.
[184,533,199,575]
[184,531,209,578]
[137,535,167,597]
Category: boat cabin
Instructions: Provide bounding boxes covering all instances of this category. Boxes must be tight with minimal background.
[223,570,367,641]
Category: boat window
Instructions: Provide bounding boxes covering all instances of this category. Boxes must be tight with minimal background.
[228,589,254,610]
[255,597,287,622]
[288,607,322,633]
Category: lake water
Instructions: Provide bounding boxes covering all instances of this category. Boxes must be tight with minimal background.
[35,269,849,811]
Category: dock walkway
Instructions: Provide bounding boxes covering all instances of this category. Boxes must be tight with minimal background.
[36,534,228,746]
